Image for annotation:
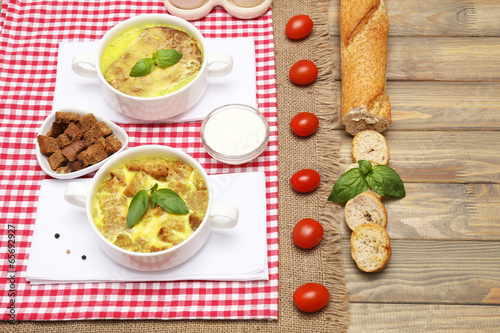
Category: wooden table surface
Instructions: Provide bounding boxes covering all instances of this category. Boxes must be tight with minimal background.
[0,0,498,330]
[328,0,500,331]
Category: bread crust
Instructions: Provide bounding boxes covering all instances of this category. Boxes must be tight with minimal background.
[351,223,391,272]
[340,0,391,135]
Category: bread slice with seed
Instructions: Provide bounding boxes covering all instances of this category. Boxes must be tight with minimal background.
[351,223,391,272]
[345,192,387,230]
[352,129,389,165]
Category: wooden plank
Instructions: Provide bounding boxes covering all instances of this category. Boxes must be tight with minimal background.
[349,303,500,332]
[330,36,500,81]
[337,130,500,183]
[341,239,500,304]
[331,81,500,130]
[328,0,500,37]
[336,183,500,241]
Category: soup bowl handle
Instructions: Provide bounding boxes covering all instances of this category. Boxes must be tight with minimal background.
[208,203,238,229]
[72,52,99,78]
[64,182,90,208]
[207,52,233,77]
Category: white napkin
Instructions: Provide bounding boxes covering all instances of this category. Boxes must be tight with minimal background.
[27,172,268,284]
[53,38,257,124]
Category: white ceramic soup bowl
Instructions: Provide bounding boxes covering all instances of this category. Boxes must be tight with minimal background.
[64,145,238,271]
[72,14,233,121]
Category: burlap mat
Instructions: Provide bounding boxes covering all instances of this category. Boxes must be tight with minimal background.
[2,0,350,331]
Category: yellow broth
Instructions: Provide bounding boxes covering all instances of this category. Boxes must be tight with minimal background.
[101,24,203,98]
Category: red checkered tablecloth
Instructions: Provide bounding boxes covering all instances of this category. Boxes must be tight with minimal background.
[0,0,278,321]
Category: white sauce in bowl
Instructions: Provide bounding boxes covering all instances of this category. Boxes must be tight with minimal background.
[201,104,269,164]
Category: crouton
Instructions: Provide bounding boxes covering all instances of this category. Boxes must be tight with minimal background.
[61,140,87,162]
[55,111,79,124]
[38,135,60,156]
[48,150,67,170]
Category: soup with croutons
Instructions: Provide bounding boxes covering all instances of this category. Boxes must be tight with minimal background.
[101,24,203,98]
[92,156,208,253]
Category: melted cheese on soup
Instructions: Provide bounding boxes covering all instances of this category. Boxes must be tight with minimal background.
[92,157,208,253]
[102,24,202,98]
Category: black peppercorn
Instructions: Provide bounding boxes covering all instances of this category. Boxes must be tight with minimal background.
[81,255,87,260]
[54,233,60,239]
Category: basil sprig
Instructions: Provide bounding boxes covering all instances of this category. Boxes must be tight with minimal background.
[126,183,189,228]
[126,189,150,228]
[129,49,183,77]
[327,160,406,203]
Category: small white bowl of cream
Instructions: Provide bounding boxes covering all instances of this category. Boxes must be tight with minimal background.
[201,104,269,165]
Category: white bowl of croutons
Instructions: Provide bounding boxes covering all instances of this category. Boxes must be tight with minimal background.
[36,108,129,179]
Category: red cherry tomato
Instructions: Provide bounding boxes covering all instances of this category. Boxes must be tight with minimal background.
[290,112,319,137]
[293,283,330,312]
[289,60,318,85]
[291,169,320,193]
[293,218,324,249]
[286,14,314,40]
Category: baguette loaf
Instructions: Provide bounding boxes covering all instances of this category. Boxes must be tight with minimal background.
[344,192,387,230]
[340,0,391,135]
[352,129,389,165]
[351,223,391,272]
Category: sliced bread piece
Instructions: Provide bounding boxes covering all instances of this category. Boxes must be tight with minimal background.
[351,223,391,272]
[344,192,387,230]
[352,129,389,165]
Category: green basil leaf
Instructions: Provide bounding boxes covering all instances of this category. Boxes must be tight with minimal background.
[365,170,387,196]
[150,190,157,209]
[155,189,189,215]
[127,190,150,228]
[327,168,368,203]
[149,183,158,208]
[130,57,155,77]
[368,165,406,198]
[154,49,182,68]
[358,160,372,175]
